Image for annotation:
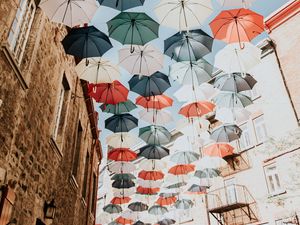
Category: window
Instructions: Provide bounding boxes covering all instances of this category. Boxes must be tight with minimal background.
[239,123,253,150]
[90,173,97,214]
[82,152,90,200]
[264,164,284,195]
[254,116,268,144]
[72,121,83,179]
[8,0,36,64]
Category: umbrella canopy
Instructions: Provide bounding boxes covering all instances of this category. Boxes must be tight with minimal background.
[88,80,129,104]
[136,95,173,110]
[202,143,234,158]
[139,160,166,171]
[101,100,137,114]
[39,0,98,27]
[169,59,214,86]
[174,199,194,209]
[213,92,253,108]
[194,168,220,178]
[128,202,149,211]
[155,0,212,31]
[187,184,207,195]
[103,204,123,214]
[159,192,179,198]
[164,29,213,62]
[108,220,121,225]
[108,148,137,161]
[116,217,133,225]
[139,109,173,125]
[113,188,136,197]
[156,196,177,206]
[215,108,251,124]
[107,12,159,52]
[148,205,168,216]
[112,179,135,189]
[214,73,257,92]
[175,118,210,138]
[105,114,138,133]
[165,182,187,189]
[134,220,150,225]
[62,26,112,59]
[210,8,264,46]
[106,133,140,149]
[138,179,163,188]
[210,124,242,142]
[217,0,256,8]
[195,156,227,169]
[122,210,139,220]
[138,171,165,181]
[112,173,136,181]
[168,164,195,175]
[111,197,132,204]
[99,0,145,11]
[139,145,170,160]
[215,42,262,73]
[157,218,176,225]
[108,162,136,173]
[139,125,171,145]
[137,186,160,195]
[170,151,199,164]
[129,72,171,97]
[119,45,164,76]
[179,101,215,118]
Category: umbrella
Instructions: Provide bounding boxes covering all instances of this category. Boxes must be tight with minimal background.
[168,164,195,175]
[169,59,214,86]
[213,92,253,108]
[76,57,120,84]
[122,210,139,220]
[39,0,98,27]
[139,109,173,125]
[138,171,164,181]
[179,101,215,118]
[119,45,164,76]
[170,151,199,164]
[108,162,136,173]
[111,197,132,204]
[106,133,140,148]
[210,8,264,47]
[139,125,171,145]
[128,202,149,211]
[139,145,170,160]
[137,186,160,195]
[174,199,194,209]
[174,83,217,102]
[171,135,196,152]
[164,29,213,62]
[129,72,171,97]
[175,118,210,138]
[112,179,135,189]
[108,148,137,161]
[195,156,227,169]
[148,205,168,216]
[165,182,187,189]
[116,217,133,225]
[134,220,149,225]
[214,73,257,92]
[202,143,234,158]
[215,108,251,124]
[105,114,138,133]
[217,0,256,8]
[62,26,112,60]
[113,188,136,197]
[99,213,113,224]
[101,100,137,114]
[103,204,123,214]
[210,124,242,142]
[156,196,177,206]
[88,81,129,104]
[194,168,220,178]
[137,179,163,188]
[157,219,176,225]
[99,0,145,11]
[155,0,212,31]
[187,184,207,195]
[136,95,173,110]
[139,160,166,171]
[109,222,122,225]
[215,42,262,73]
[112,173,136,181]
[107,12,159,52]
[159,192,179,198]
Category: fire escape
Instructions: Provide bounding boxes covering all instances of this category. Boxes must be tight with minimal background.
[207,185,259,225]
[221,151,250,177]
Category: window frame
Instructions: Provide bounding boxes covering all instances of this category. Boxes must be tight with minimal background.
[238,122,254,151]
[72,121,83,180]
[253,115,268,144]
[264,164,285,196]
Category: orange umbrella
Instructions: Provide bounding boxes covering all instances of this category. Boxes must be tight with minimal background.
[137,186,160,195]
[138,171,164,180]
[108,148,137,161]
[136,95,173,109]
[116,217,133,225]
[179,101,215,118]
[210,8,264,48]
[202,143,234,158]
[168,164,195,175]
[111,197,131,204]
[156,196,177,206]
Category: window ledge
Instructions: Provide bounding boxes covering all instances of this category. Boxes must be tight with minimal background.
[268,190,287,198]
[1,44,28,90]
[49,137,63,160]
[69,175,79,192]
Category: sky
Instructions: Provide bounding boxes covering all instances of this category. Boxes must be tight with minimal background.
[91,0,289,155]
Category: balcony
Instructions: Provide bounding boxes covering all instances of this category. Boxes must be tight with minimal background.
[221,152,250,177]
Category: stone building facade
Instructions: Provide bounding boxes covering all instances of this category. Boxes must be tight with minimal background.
[0,0,102,225]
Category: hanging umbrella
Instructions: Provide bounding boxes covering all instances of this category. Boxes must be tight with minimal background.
[210,8,264,47]
[112,173,136,181]
[88,80,129,104]
[128,202,149,211]
[164,29,213,62]
[112,179,135,189]
[148,205,168,216]
[113,188,136,197]
[179,101,215,118]
[76,57,120,84]
[116,217,133,225]
[214,73,257,92]
[119,45,164,76]
[108,162,136,173]
[62,26,112,59]
[213,92,253,108]
[108,148,137,161]
[139,109,173,125]
[164,174,190,184]
[103,204,123,214]
[99,0,145,11]
[101,100,137,114]
[215,108,251,124]
[174,199,194,209]
[211,124,242,142]
[129,72,171,97]
[215,42,262,73]
[122,210,139,220]
[111,197,132,204]
[138,179,163,188]
[170,59,214,86]
[175,118,210,138]
[139,125,171,145]
[194,168,220,178]
[157,219,176,225]
[165,182,187,189]
[156,196,177,206]
[139,160,166,171]
[170,151,199,164]
[168,164,195,175]
[105,114,138,133]
[171,135,196,152]
[195,156,227,170]
[39,0,98,27]
[139,145,170,160]
[108,222,122,225]
[202,143,234,158]
[155,0,212,31]
[138,171,164,181]
[136,95,173,110]
[134,220,149,225]
[159,192,179,198]
[99,213,114,224]
[187,184,207,195]
[137,186,160,195]
[217,0,256,8]
[107,12,159,52]
[174,83,217,102]
[106,133,140,149]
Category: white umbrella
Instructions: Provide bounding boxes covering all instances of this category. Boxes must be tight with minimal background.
[176,118,210,137]
[113,188,136,198]
[138,179,163,188]
[96,212,111,224]
[171,136,196,152]
[121,210,139,220]
[164,174,191,184]
[215,108,251,124]
[39,0,98,27]
[155,0,213,31]
[119,45,164,76]
[215,42,262,74]
[108,162,136,173]
[139,159,167,171]
[106,133,140,148]
[75,57,120,84]
[217,0,256,8]
[139,109,173,125]
[195,156,227,170]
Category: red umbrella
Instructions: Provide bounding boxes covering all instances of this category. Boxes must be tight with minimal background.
[168,164,195,175]
[108,148,137,161]
[179,101,215,118]
[111,197,131,204]
[210,8,264,48]
[136,95,173,109]
[116,217,133,225]
[138,171,164,181]
[137,186,160,195]
[88,80,129,104]
[202,143,234,158]
[156,196,177,206]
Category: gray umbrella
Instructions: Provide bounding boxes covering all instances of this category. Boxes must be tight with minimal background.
[213,92,253,108]
[210,124,242,142]
[128,202,149,211]
[165,182,187,189]
[170,151,199,164]
[194,168,220,178]
[174,199,194,209]
[214,73,257,92]
[157,218,176,225]
[139,125,171,145]
[139,144,170,160]
[148,205,168,215]
[103,204,123,214]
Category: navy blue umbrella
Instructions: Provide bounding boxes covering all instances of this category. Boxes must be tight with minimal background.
[98,0,145,11]
[105,114,138,133]
[112,179,135,189]
[129,72,171,97]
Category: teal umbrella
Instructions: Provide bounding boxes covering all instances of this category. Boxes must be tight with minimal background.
[103,204,123,214]
[111,173,136,181]
[101,100,137,114]
[174,199,194,209]
[170,151,199,164]
[107,12,159,52]
[213,92,253,108]
[139,125,171,145]
[98,0,145,11]
[194,168,220,179]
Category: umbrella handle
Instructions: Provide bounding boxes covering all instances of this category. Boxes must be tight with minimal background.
[239,42,245,50]
[130,45,135,53]
[85,58,89,66]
